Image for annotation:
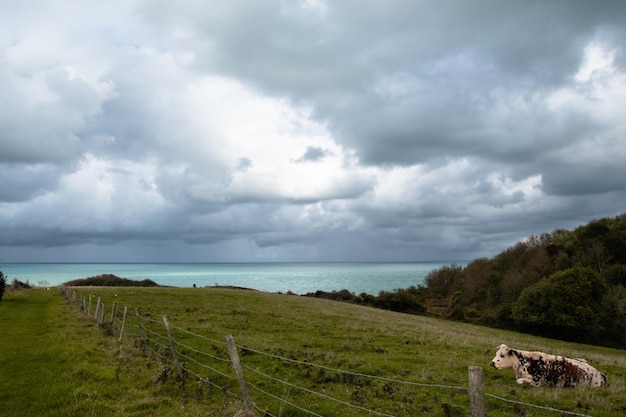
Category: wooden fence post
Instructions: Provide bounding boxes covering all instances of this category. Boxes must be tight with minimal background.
[468,366,485,417]
[162,315,182,373]
[225,334,254,416]
[110,302,117,325]
[88,295,92,316]
[99,302,105,325]
[118,306,128,342]
[94,297,101,320]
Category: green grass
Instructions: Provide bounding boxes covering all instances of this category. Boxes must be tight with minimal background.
[0,288,196,417]
[3,286,626,417]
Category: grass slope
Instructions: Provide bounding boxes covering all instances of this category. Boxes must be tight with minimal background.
[0,288,189,417]
[3,287,626,416]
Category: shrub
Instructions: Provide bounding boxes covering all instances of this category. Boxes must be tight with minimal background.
[11,279,31,289]
[304,289,359,302]
[373,287,426,315]
[64,274,159,287]
[601,285,626,347]
[511,267,607,343]
[424,264,464,298]
[602,263,626,286]
[0,271,6,301]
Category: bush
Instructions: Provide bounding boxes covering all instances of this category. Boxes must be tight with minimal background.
[373,287,426,315]
[304,289,359,302]
[63,274,159,287]
[0,271,6,301]
[602,264,626,286]
[602,285,626,347]
[511,267,607,343]
[424,265,464,298]
[12,279,31,289]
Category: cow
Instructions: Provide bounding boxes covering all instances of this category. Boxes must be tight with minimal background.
[490,344,607,388]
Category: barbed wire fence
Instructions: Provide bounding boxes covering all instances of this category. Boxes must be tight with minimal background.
[60,287,596,417]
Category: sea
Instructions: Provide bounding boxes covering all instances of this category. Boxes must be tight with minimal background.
[0,262,462,295]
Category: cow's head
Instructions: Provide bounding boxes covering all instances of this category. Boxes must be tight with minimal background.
[490,344,517,369]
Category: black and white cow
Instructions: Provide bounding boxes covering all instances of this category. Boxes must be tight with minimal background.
[490,344,607,388]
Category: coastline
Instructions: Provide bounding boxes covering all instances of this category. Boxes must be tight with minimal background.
[0,261,460,295]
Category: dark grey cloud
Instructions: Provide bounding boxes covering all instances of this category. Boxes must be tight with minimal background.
[294,146,332,163]
[0,164,62,202]
[1,0,625,262]
[145,0,626,172]
[542,164,626,197]
[0,66,94,164]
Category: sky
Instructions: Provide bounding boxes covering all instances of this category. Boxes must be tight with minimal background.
[1,0,625,263]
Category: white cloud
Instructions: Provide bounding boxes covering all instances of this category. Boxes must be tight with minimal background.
[2,154,167,233]
[2,1,626,262]
[575,42,617,82]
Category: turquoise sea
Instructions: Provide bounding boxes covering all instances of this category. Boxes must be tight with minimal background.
[0,262,461,295]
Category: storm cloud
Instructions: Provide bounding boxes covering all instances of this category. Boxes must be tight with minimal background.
[1,0,625,262]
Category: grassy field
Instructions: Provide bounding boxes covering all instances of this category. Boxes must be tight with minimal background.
[0,288,193,417]
[2,286,626,417]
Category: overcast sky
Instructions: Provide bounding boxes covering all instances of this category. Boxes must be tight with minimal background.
[1,0,625,263]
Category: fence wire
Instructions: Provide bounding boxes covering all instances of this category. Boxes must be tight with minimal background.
[485,393,594,417]
[241,362,395,417]
[240,343,469,393]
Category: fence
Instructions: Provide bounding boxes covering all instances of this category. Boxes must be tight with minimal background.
[61,287,596,417]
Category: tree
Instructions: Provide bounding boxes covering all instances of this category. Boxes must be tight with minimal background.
[602,264,626,286]
[511,267,608,343]
[0,271,6,302]
[602,284,626,347]
[374,287,426,315]
[424,264,464,298]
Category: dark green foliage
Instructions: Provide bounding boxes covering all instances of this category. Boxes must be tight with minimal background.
[304,214,626,348]
[417,213,626,348]
[0,271,6,301]
[64,273,160,287]
[424,264,464,298]
[12,279,31,289]
[304,289,360,302]
[301,214,626,348]
[372,287,426,315]
[603,264,626,286]
[304,287,427,315]
[511,267,607,343]
[603,284,626,345]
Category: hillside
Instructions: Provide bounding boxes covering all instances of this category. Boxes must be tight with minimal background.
[65,286,626,416]
[2,285,626,416]
[420,213,626,348]
[306,214,626,349]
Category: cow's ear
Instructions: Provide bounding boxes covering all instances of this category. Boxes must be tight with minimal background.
[507,349,516,357]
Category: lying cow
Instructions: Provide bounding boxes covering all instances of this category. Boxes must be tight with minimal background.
[490,344,606,388]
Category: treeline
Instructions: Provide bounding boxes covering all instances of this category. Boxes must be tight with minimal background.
[64,274,160,287]
[304,288,427,315]
[306,214,626,349]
